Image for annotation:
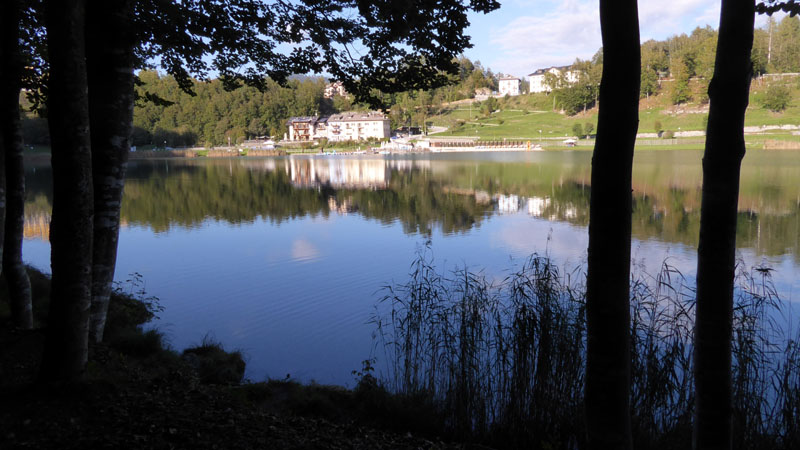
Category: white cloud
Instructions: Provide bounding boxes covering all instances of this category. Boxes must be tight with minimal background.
[488,1,600,75]
[638,0,719,39]
[484,0,731,76]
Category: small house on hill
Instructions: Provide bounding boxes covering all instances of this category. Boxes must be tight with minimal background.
[498,76,521,96]
[528,66,580,93]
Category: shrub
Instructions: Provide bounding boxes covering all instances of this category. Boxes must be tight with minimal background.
[182,336,246,385]
[761,84,791,112]
[109,328,165,357]
[572,122,584,138]
[662,130,674,139]
[584,122,594,136]
[654,120,663,134]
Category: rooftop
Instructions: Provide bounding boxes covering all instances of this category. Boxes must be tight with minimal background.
[327,111,388,122]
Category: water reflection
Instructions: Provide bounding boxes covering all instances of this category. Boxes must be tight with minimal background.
[23,151,800,262]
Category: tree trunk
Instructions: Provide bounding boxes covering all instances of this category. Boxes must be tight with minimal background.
[584,1,640,448]
[40,0,94,382]
[1,0,32,329]
[693,2,754,449]
[86,0,136,343]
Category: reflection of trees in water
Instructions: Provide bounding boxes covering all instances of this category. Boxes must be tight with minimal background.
[22,158,800,260]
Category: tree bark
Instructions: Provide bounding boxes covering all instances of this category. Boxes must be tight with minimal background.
[86,0,136,343]
[1,0,32,329]
[693,2,754,449]
[584,1,640,449]
[40,0,94,382]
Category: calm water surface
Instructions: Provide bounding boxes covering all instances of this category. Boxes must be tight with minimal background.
[22,150,800,385]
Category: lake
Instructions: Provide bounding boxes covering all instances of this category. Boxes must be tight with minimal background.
[21,150,800,386]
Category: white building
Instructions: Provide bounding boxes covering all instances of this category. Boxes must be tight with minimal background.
[287,111,391,142]
[324,81,347,98]
[286,116,319,141]
[528,66,581,93]
[497,76,521,96]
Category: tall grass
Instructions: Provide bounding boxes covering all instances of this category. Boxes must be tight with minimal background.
[372,246,800,449]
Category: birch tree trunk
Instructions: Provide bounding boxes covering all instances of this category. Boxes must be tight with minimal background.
[40,0,94,382]
[693,1,755,449]
[86,0,135,343]
[584,0,640,448]
[1,0,33,330]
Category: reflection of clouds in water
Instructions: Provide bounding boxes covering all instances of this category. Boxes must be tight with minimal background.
[488,216,588,266]
[291,239,320,263]
[489,215,702,281]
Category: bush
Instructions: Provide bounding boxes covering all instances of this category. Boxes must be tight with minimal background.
[182,336,246,385]
[584,122,594,136]
[761,84,791,112]
[109,328,165,357]
[654,120,663,134]
[662,130,674,139]
[572,122,584,138]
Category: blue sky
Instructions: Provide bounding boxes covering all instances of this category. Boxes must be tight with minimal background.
[461,0,775,78]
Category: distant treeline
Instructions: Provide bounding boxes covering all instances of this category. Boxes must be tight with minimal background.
[639,16,800,102]
[19,57,498,148]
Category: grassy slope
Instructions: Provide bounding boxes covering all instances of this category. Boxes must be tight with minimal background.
[429,78,800,148]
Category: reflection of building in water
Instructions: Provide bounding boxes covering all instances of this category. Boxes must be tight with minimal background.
[24,212,51,241]
[527,197,551,217]
[387,159,431,171]
[327,196,359,215]
[288,157,389,188]
[496,194,520,213]
[526,196,579,221]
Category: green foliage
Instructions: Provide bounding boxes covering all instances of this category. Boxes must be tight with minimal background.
[640,67,659,98]
[654,120,663,134]
[670,58,692,105]
[584,122,594,136]
[545,60,600,116]
[771,16,800,73]
[662,130,675,139]
[572,122,583,137]
[761,84,791,112]
[132,72,330,146]
[752,26,770,76]
[480,97,498,117]
[555,81,597,116]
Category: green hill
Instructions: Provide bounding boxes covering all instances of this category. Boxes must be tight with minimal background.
[426,77,800,149]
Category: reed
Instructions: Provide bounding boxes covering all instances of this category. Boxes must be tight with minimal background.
[372,246,800,449]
